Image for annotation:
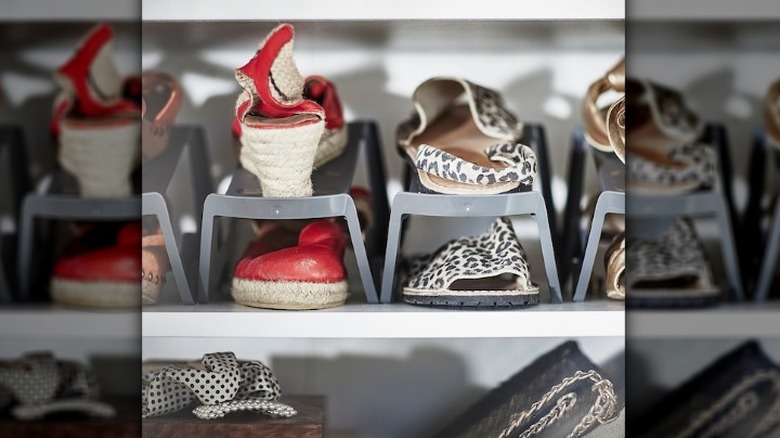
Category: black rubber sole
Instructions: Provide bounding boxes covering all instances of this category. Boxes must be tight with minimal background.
[403,293,540,308]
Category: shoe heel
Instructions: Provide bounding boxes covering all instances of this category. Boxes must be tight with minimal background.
[59,119,140,197]
[239,119,324,197]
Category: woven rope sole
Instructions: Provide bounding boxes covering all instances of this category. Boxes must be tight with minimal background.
[59,120,140,197]
[51,278,140,308]
[142,280,163,305]
[238,119,324,197]
[313,126,347,168]
[232,278,348,310]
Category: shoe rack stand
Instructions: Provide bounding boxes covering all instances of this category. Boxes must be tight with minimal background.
[749,130,780,301]
[143,125,212,305]
[626,124,744,301]
[379,123,562,304]
[140,13,625,436]
[0,126,31,302]
[565,127,626,302]
[198,121,383,304]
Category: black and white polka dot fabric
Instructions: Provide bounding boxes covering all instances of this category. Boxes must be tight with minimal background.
[0,352,114,419]
[142,352,295,420]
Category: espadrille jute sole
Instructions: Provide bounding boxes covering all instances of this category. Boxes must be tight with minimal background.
[232,278,348,310]
[142,280,163,305]
[51,279,140,308]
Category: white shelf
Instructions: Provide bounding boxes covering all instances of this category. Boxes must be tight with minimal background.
[142,301,625,338]
[142,0,623,21]
[629,303,780,339]
[0,305,137,340]
[3,0,137,21]
[629,0,780,20]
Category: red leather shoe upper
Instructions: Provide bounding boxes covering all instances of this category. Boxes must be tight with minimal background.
[304,75,345,131]
[53,222,141,283]
[56,24,139,117]
[234,220,347,283]
[232,23,324,137]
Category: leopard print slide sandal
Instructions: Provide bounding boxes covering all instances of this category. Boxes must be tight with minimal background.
[626,218,721,308]
[402,217,539,307]
[396,77,536,195]
[626,78,718,194]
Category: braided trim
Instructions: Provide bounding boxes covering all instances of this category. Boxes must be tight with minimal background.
[497,370,618,438]
[673,369,780,438]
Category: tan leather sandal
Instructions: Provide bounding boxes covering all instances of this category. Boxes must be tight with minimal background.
[582,57,625,161]
[764,78,780,150]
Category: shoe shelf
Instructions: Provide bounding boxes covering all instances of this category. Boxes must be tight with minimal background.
[143,0,623,21]
[625,123,744,301]
[747,129,780,301]
[16,168,141,301]
[143,125,212,305]
[199,121,386,305]
[0,304,138,340]
[0,397,139,438]
[0,126,31,303]
[143,395,325,438]
[629,0,780,20]
[380,123,562,304]
[563,127,625,302]
[142,301,624,338]
[629,303,780,339]
[2,0,137,21]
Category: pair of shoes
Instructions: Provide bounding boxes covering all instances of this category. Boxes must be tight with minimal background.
[142,352,295,420]
[50,222,141,308]
[233,23,346,198]
[232,219,349,310]
[231,186,374,310]
[434,341,621,437]
[52,24,141,198]
[633,341,780,437]
[626,78,718,194]
[583,58,627,301]
[0,352,115,420]
[395,79,539,307]
[626,218,721,308]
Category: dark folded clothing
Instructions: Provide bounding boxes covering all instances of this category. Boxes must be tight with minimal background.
[633,341,780,438]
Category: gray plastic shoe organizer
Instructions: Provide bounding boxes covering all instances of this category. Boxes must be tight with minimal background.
[379,123,562,304]
[622,124,745,302]
[572,136,625,302]
[753,133,780,301]
[0,127,32,302]
[199,121,381,304]
[143,126,212,305]
[17,167,141,300]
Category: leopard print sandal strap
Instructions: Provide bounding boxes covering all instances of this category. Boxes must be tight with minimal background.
[415,142,536,187]
[403,217,539,308]
[627,142,718,194]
